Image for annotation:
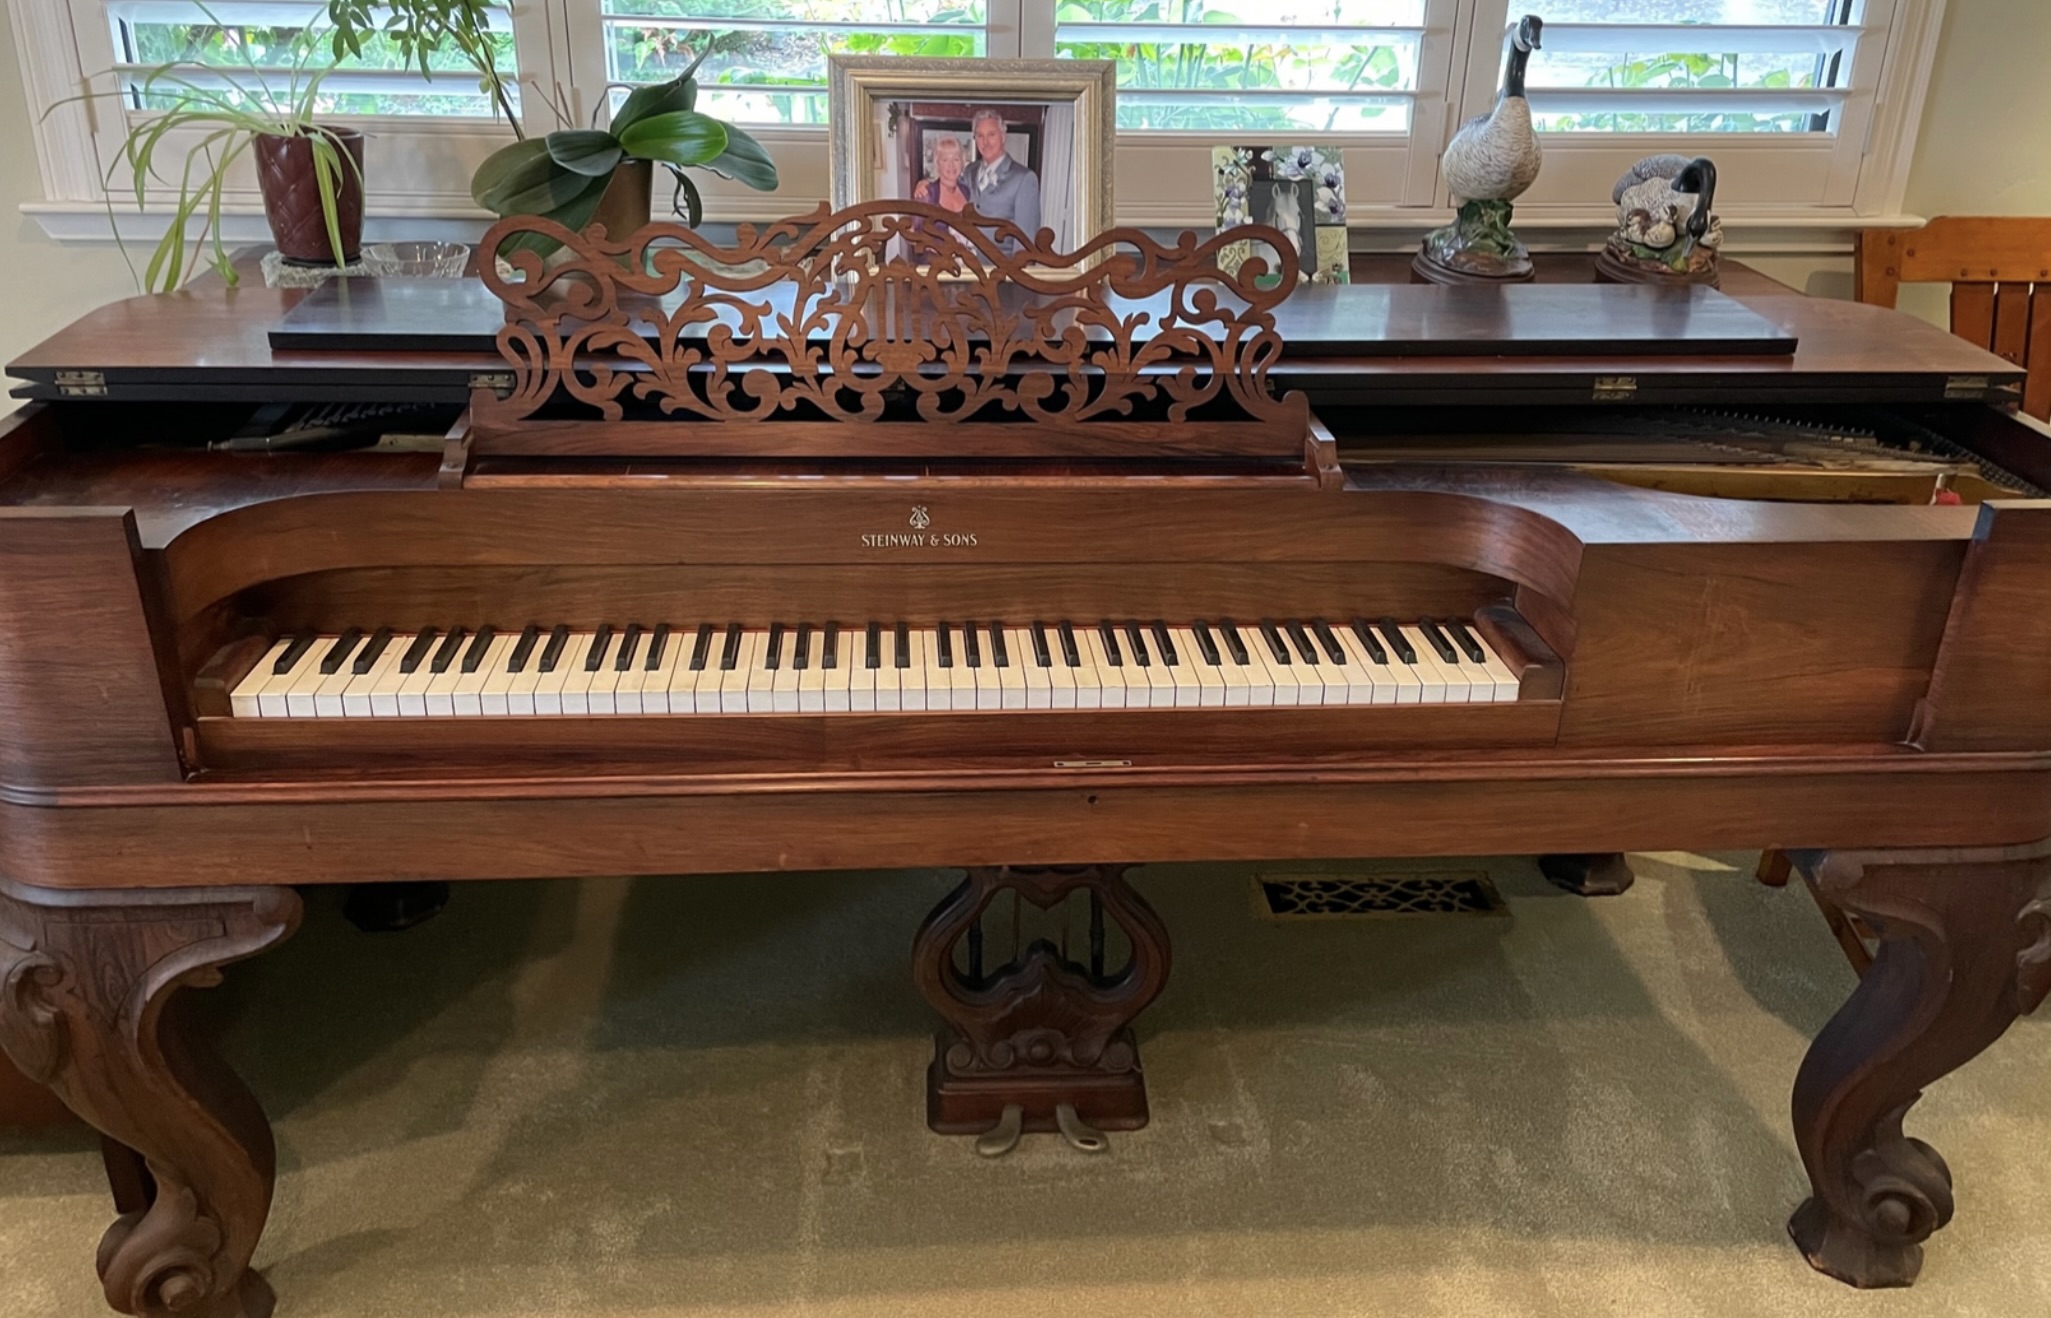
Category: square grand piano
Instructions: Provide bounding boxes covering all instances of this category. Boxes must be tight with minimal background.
[2,203,2049,1316]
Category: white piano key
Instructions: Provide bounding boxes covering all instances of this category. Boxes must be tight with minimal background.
[395,640,444,717]
[422,639,470,716]
[845,628,875,712]
[480,632,531,716]
[612,628,656,715]
[970,625,1005,711]
[341,638,403,718]
[1207,625,1258,707]
[1171,627,1220,707]
[451,633,515,716]
[767,628,801,713]
[1046,626,1079,709]
[1250,626,1303,707]
[877,627,908,712]
[1330,625,1395,706]
[1007,628,1043,710]
[719,631,761,713]
[1308,623,1375,706]
[557,632,609,715]
[1402,625,1466,703]
[277,635,335,718]
[1127,626,1176,709]
[531,633,582,716]
[232,639,295,717]
[505,635,554,716]
[1458,623,1522,702]
[665,631,710,715]
[307,634,365,718]
[798,627,830,713]
[941,625,977,712]
[1084,627,1127,710]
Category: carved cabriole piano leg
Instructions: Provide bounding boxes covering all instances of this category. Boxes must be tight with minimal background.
[913,865,1170,1138]
[1785,842,2051,1288]
[0,879,302,1318]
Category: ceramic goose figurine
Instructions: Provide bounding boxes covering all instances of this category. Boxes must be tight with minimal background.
[1442,15,1545,205]
[1613,155,1721,257]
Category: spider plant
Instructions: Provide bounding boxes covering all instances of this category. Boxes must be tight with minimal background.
[65,15,363,291]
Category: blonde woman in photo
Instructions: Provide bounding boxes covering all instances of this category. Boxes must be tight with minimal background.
[910,134,974,260]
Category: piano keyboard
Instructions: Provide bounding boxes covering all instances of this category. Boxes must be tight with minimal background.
[225,618,1522,718]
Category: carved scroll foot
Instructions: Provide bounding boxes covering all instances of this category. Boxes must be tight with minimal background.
[1537,852,1636,896]
[0,879,302,1318]
[913,864,1170,1138]
[1785,842,2051,1287]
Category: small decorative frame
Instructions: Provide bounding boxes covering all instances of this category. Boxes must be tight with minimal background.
[829,56,1117,257]
[1214,145,1350,287]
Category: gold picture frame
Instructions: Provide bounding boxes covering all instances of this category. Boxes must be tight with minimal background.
[828,56,1117,256]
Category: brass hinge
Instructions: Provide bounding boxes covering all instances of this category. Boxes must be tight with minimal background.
[54,369,107,397]
[1592,375,1637,402]
[468,371,516,396]
[1944,374,1992,400]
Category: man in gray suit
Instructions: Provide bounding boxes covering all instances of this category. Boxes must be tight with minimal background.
[968,108,1040,252]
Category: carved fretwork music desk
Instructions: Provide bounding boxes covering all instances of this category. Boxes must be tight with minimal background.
[2,202,2049,1317]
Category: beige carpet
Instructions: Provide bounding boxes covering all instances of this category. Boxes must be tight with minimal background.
[3,852,2049,1317]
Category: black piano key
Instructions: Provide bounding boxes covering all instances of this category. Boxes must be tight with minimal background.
[719,623,743,671]
[895,622,911,669]
[1219,620,1250,666]
[822,622,840,670]
[1350,618,1388,664]
[1192,621,1221,666]
[429,627,467,675]
[1419,619,1459,665]
[990,622,1009,668]
[1030,622,1052,668]
[793,624,812,671]
[963,622,980,669]
[1058,621,1081,667]
[1098,621,1123,666]
[318,628,363,675]
[1258,620,1291,664]
[1151,620,1179,666]
[866,621,882,670]
[1378,619,1417,665]
[1311,619,1347,664]
[273,632,317,675]
[582,624,613,673]
[1446,619,1487,664]
[613,624,642,672]
[690,623,715,672]
[1285,621,1320,665]
[643,624,670,671]
[460,626,497,674]
[764,623,785,671]
[398,628,438,675]
[1124,621,1150,667]
[539,625,571,673]
[352,627,394,675]
[507,625,541,674]
[937,622,955,669]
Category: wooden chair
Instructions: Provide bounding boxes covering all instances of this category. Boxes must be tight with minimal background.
[1857,217,2051,420]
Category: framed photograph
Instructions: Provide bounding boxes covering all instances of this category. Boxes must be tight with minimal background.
[1214,146,1350,287]
[829,56,1116,259]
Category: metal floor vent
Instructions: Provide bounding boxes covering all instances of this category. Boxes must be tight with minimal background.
[1256,871,1506,919]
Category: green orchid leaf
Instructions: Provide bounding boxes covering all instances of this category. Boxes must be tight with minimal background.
[611,77,695,137]
[499,174,612,256]
[472,137,592,216]
[546,129,626,177]
[616,110,727,169]
[696,121,779,191]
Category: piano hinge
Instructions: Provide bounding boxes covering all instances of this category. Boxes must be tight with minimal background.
[54,369,107,397]
[1944,374,1992,400]
[468,371,516,396]
[1592,375,1637,402]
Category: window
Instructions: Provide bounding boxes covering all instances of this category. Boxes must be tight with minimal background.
[12,0,1949,235]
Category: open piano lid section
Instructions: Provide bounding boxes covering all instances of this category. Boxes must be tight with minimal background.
[449,201,1338,486]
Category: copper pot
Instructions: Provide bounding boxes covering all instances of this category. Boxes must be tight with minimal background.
[254,127,365,266]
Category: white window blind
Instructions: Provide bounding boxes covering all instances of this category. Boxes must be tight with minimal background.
[1522,0,1860,134]
[1050,1,1429,133]
[596,1,990,126]
[101,0,515,117]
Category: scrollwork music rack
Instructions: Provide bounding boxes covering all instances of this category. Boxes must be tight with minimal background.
[457,201,1334,485]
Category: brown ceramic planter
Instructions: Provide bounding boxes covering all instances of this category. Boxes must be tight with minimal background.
[254,127,365,266]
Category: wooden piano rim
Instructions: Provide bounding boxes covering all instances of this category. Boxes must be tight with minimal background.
[7,742,2044,812]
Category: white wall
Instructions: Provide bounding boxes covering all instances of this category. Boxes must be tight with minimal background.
[4,0,2050,390]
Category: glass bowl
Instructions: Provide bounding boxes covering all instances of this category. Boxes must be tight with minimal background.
[363,241,471,278]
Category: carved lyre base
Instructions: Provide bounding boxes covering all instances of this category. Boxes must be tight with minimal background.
[1784,842,2051,1287]
[913,865,1170,1137]
[0,879,302,1318]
